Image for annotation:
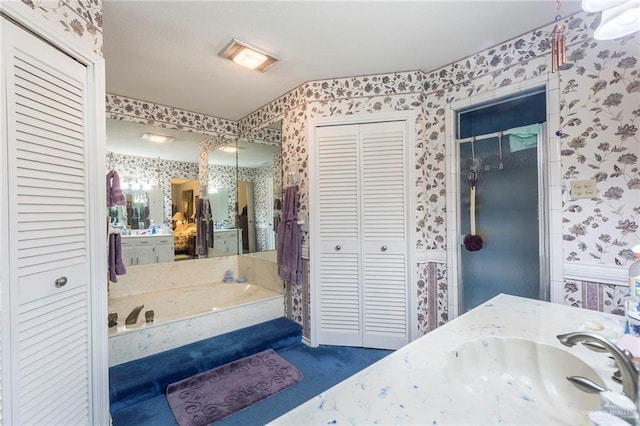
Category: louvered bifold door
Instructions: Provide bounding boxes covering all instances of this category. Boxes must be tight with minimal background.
[315,125,363,346]
[2,21,92,425]
[360,121,409,349]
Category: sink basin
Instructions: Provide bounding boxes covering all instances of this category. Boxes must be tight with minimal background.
[444,337,605,425]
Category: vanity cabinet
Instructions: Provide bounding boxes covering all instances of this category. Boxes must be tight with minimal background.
[121,235,174,265]
[212,229,243,255]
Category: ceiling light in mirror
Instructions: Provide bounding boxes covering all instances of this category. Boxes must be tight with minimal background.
[142,132,174,144]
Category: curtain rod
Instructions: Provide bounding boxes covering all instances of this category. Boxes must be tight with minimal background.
[456,130,503,144]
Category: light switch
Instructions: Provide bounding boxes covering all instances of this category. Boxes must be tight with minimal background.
[570,179,597,199]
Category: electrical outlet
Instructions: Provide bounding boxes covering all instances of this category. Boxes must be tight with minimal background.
[571,179,597,199]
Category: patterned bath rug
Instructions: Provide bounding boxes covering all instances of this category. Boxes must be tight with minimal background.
[166,348,303,426]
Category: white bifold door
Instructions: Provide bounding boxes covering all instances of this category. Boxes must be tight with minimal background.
[1,18,99,425]
[312,120,411,350]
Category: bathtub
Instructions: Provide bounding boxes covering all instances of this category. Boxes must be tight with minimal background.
[108,282,283,366]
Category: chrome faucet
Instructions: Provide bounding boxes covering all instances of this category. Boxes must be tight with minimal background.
[557,332,638,401]
[125,304,144,325]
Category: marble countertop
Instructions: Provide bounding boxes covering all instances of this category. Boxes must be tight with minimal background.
[271,294,626,425]
[121,233,171,238]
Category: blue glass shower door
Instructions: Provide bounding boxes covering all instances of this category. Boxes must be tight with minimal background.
[459,136,541,313]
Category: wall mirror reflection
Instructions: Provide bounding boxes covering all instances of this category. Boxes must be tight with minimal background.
[205,121,283,257]
[106,117,282,264]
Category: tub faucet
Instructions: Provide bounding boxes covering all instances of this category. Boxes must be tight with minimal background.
[125,304,145,325]
[557,331,638,400]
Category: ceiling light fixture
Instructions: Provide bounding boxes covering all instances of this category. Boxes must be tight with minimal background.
[142,133,174,144]
[582,0,629,11]
[218,39,280,72]
[583,0,640,40]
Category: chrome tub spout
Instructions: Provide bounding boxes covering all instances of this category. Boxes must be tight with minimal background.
[557,331,638,400]
[125,304,145,325]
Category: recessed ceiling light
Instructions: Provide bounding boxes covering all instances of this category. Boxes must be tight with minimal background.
[142,133,174,144]
[218,39,280,72]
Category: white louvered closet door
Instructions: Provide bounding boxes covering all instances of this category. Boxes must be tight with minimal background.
[314,120,409,350]
[2,19,92,425]
[360,122,409,349]
[315,125,362,346]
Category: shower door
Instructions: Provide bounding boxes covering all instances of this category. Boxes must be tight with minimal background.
[459,134,543,312]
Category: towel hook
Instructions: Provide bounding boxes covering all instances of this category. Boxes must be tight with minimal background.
[469,137,477,186]
[288,169,300,187]
[108,152,115,171]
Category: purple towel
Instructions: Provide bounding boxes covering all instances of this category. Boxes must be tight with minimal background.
[277,186,302,285]
[108,233,126,283]
[107,170,126,207]
[195,197,206,256]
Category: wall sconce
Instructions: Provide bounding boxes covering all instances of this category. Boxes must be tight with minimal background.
[583,0,640,40]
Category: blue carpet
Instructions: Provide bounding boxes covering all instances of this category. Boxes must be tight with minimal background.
[111,343,392,425]
[109,317,302,413]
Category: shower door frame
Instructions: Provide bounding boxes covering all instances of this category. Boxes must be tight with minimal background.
[445,74,564,320]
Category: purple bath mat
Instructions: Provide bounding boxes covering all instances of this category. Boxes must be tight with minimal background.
[166,349,303,426]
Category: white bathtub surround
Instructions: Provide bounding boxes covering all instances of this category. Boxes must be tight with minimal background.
[109,256,239,298]
[108,283,283,366]
[108,254,285,366]
[238,250,280,293]
[271,294,626,425]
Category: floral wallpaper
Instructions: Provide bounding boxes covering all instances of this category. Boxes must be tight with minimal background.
[564,280,627,315]
[208,164,238,225]
[104,8,637,337]
[107,152,198,225]
[106,94,238,138]
[417,262,449,335]
[238,10,639,336]
[559,36,640,266]
[20,0,103,55]
[253,164,277,251]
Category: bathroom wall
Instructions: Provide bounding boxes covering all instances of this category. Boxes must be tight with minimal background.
[106,93,238,138]
[20,0,103,56]
[103,9,638,338]
[239,10,639,337]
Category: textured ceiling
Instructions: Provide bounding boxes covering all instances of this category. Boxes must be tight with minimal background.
[103,0,583,122]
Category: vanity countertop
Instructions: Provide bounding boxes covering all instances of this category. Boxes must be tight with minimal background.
[122,233,171,238]
[270,294,625,425]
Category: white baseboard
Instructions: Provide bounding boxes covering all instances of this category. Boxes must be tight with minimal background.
[416,249,446,264]
[563,263,628,287]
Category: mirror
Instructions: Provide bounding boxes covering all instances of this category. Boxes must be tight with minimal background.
[205,120,283,255]
[236,137,282,253]
[209,187,229,226]
[106,117,282,262]
[107,185,163,230]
